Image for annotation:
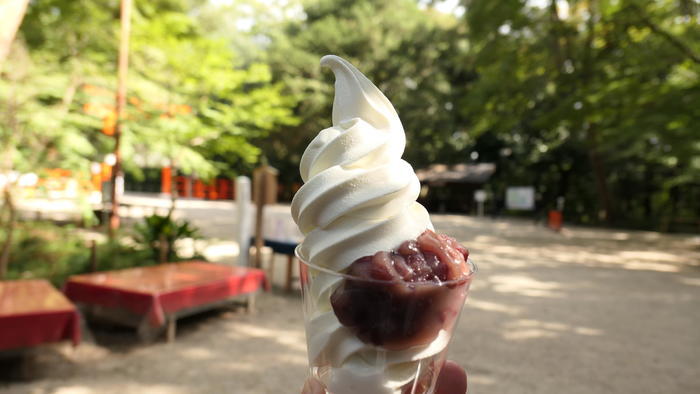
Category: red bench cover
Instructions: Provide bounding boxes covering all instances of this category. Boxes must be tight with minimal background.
[0,279,80,351]
[64,261,268,327]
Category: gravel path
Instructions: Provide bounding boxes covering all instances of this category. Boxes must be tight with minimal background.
[1,215,699,394]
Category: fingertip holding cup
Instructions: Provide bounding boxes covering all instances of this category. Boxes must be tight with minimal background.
[435,361,467,394]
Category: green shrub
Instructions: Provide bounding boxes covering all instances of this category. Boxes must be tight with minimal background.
[132,214,201,263]
[4,222,90,287]
[1,221,171,287]
[93,240,154,272]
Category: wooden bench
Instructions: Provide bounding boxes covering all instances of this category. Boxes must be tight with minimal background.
[0,279,80,352]
[64,261,268,342]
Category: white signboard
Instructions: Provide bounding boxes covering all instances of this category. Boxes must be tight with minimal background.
[474,190,487,217]
[506,187,535,210]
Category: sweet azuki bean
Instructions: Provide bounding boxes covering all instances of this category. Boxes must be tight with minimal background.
[330,230,470,349]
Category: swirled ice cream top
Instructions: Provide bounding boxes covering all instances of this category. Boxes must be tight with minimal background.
[291,55,433,272]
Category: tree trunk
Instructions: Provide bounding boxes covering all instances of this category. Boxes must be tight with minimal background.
[580,0,614,223]
[0,0,30,63]
[89,240,98,272]
[643,164,653,218]
[108,0,134,238]
[158,234,168,264]
[165,160,177,262]
[0,188,17,279]
[548,0,565,69]
[557,164,570,203]
[586,124,614,222]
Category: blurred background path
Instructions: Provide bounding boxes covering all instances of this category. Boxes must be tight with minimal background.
[2,205,699,394]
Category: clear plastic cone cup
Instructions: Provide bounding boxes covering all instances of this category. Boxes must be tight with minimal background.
[297,247,476,394]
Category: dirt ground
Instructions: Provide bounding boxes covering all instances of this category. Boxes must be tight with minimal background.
[1,215,699,394]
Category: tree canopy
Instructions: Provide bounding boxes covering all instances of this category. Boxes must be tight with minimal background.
[457,0,699,228]
[1,0,698,232]
[258,0,699,230]
[2,0,297,183]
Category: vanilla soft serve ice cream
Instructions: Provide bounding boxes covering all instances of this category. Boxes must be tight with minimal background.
[291,56,452,394]
[292,56,433,272]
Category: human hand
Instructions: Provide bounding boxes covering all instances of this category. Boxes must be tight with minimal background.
[434,361,468,394]
[301,360,467,394]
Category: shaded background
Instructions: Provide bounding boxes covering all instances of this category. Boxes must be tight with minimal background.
[2,0,698,232]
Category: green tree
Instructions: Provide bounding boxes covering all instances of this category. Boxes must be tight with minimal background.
[0,0,298,277]
[0,44,101,277]
[259,0,461,193]
[125,3,298,179]
[261,0,698,230]
[456,0,699,228]
[0,0,124,277]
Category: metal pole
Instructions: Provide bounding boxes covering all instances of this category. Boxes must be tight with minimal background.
[109,0,132,238]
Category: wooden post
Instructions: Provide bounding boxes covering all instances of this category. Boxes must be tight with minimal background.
[246,293,256,314]
[0,188,16,279]
[252,165,278,268]
[253,186,264,268]
[108,0,132,238]
[90,240,98,272]
[166,315,176,343]
[158,234,168,263]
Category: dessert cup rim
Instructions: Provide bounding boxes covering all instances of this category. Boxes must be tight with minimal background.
[295,245,477,286]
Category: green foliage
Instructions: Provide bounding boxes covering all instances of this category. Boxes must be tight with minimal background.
[133,213,200,263]
[3,0,297,186]
[3,222,90,287]
[1,0,121,178]
[258,0,698,231]
[455,0,700,229]
[122,1,299,178]
[0,44,99,176]
[2,222,151,287]
[2,0,698,232]
[260,0,460,186]
[94,239,153,272]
